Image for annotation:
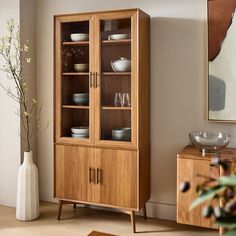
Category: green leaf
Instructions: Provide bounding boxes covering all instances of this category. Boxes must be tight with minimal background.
[215,217,236,228]
[223,228,236,236]
[189,185,225,210]
[219,175,236,186]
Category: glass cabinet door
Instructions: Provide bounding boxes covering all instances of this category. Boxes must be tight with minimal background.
[55,16,95,145]
[94,12,138,148]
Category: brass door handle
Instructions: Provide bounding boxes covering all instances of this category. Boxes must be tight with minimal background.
[89,72,94,88]
[94,72,100,88]
[89,167,96,183]
[96,168,102,184]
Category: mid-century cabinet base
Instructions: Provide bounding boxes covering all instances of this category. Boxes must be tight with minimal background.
[57,200,147,233]
[54,144,149,232]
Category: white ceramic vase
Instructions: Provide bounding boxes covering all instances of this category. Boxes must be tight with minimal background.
[16,151,39,221]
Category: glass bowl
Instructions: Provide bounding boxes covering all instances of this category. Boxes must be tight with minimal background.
[189,131,231,155]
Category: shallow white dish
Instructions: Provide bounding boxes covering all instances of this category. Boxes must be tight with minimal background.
[71,126,89,135]
[70,33,89,42]
[71,133,88,138]
[111,57,131,72]
[108,34,130,40]
[74,63,89,72]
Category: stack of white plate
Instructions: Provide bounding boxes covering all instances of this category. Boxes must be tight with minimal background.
[71,126,89,138]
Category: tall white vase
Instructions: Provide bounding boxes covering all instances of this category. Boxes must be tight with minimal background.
[16,151,39,221]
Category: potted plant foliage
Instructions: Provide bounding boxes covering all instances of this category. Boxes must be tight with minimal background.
[180,157,236,236]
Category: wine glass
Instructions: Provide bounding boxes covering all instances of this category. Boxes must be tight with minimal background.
[114,93,123,106]
[114,93,119,106]
[120,93,126,107]
[125,93,131,107]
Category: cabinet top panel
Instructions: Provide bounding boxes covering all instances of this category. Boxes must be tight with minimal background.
[178,145,236,162]
[54,8,150,18]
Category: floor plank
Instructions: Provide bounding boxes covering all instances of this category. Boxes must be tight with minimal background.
[0,202,218,236]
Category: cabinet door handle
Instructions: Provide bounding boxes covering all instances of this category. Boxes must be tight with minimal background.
[89,72,94,88]
[95,72,100,88]
[89,167,95,183]
[94,72,97,88]
[96,168,102,184]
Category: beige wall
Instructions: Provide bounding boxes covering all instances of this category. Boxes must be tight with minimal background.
[20,0,36,162]
[0,0,20,207]
[35,0,236,220]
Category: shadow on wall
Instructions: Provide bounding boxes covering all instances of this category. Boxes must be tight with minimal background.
[150,17,206,206]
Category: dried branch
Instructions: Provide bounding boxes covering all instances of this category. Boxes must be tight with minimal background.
[0,19,49,152]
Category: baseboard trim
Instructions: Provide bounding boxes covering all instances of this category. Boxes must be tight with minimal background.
[145,201,176,221]
[0,191,16,207]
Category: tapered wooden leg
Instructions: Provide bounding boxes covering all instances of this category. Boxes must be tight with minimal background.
[220,227,224,235]
[143,204,147,220]
[57,200,63,220]
[130,211,136,233]
[73,204,76,209]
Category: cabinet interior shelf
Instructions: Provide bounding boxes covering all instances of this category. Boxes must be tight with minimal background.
[102,106,131,110]
[62,105,89,109]
[62,72,89,76]
[102,39,131,45]
[62,41,89,46]
[102,72,131,76]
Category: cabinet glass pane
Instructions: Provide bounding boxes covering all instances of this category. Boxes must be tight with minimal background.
[99,18,132,142]
[60,21,90,139]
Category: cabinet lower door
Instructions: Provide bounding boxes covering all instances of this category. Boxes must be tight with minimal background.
[55,145,96,202]
[177,158,219,229]
[95,148,137,209]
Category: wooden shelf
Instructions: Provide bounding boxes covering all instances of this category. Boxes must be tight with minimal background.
[102,72,131,76]
[62,72,89,76]
[102,39,131,45]
[62,41,89,46]
[62,105,89,109]
[102,106,131,110]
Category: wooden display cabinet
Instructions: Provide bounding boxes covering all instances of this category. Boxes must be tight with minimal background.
[177,145,236,230]
[54,9,150,232]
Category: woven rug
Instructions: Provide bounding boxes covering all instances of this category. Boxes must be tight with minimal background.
[87,231,116,236]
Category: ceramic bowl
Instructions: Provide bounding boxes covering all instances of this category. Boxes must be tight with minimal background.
[189,131,231,154]
[112,127,131,141]
[71,133,89,138]
[111,57,131,72]
[70,33,89,42]
[73,93,89,105]
[108,34,130,40]
[71,126,89,136]
[74,63,89,72]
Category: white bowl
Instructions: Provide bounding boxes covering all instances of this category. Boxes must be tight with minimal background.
[112,127,131,141]
[71,133,88,138]
[71,126,89,135]
[70,33,89,42]
[108,34,130,40]
[111,57,131,72]
[74,63,89,72]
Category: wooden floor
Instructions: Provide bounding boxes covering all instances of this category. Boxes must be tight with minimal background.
[0,202,218,236]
